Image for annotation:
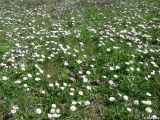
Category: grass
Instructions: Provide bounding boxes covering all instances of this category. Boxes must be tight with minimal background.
[0,0,160,119]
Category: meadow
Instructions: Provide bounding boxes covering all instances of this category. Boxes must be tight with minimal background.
[0,0,160,119]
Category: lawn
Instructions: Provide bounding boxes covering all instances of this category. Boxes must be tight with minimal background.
[0,0,160,119]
